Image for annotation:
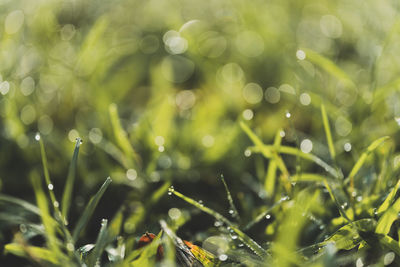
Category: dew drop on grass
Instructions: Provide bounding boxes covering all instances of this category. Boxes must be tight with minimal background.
[238,243,244,247]
[265,214,271,219]
[219,254,228,261]
[66,242,75,252]
[244,149,252,157]
[53,201,59,208]
[285,112,291,118]
[19,224,27,233]
[214,221,222,227]
[384,252,395,265]
[35,133,41,141]
[48,184,54,190]
[356,196,363,202]
[356,258,364,267]
[229,209,234,214]
[168,186,174,195]
[230,234,238,240]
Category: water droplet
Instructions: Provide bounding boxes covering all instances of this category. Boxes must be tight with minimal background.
[265,214,271,219]
[66,242,75,251]
[219,254,228,261]
[344,142,352,152]
[244,149,252,157]
[231,235,238,240]
[285,112,291,118]
[356,196,363,202]
[214,221,223,227]
[48,184,54,190]
[238,243,244,247]
[168,186,174,195]
[300,139,313,153]
[319,225,325,230]
[384,252,395,265]
[19,224,27,233]
[229,209,234,214]
[279,130,285,137]
[35,133,41,141]
[356,258,364,267]
[296,49,306,60]
[351,191,357,197]
[198,200,203,205]
[158,145,165,152]
[53,201,59,208]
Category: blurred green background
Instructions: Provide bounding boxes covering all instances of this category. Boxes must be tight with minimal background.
[2,0,400,264]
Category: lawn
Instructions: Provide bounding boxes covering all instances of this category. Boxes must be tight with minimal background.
[1,0,400,266]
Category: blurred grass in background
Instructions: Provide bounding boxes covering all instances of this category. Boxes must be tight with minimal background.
[2,0,400,265]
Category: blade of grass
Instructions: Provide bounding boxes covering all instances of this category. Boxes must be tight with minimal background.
[0,194,41,215]
[265,130,282,198]
[302,48,356,90]
[376,178,400,215]
[62,138,82,220]
[5,243,59,265]
[31,173,62,256]
[38,135,65,224]
[109,103,140,168]
[376,196,400,235]
[250,145,341,179]
[220,174,240,222]
[169,187,268,258]
[323,180,352,224]
[243,195,289,231]
[346,136,390,194]
[88,219,109,267]
[321,104,336,161]
[72,177,112,242]
[240,122,292,195]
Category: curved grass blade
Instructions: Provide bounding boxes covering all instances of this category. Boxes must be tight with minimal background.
[5,243,59,265]
[220,174,240,222]
[109,103,140,168]
[73,177,112,242]
[250,145,341,179]
[323,180,352,224]
[31,173,62,256]
[240,122,292,195]
[265,130,282,198]
[62,138,82,220]
[38,135,65,223]
[376,178,400,215]
[302,48,356,90]
[346,136,390,193]
[321,104,336,161]
[243,195,289,231]
[0,194,40,215]
[376,196,400,235]
[169,188,268,258]
[88,219,109,267]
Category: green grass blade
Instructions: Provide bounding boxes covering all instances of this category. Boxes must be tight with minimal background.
[321,104,336,161]
[376,178,400,215]
[323,180,352,223]
[265,130,282,198]
[169,187,267,258]
[220,174,240,221]
[88,219,109,267]
[30,173,61,256]
[302,48,356,90]
[240,122,292,194]
[376,197,400,235]
[4,243,59,265]
[250,145,341,179]
[38,135,63,218]
[109,103,140,168]
[290,173,330,183]
[62,138,81,220]
[0,194,40,215]
[347,136,390,192]
[243,195,289,231]
[73,177,112,242]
